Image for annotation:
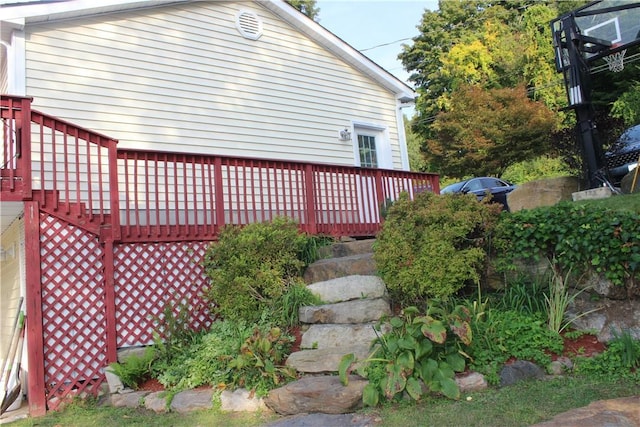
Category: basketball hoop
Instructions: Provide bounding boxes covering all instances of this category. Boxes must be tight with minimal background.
[603,49,626,72]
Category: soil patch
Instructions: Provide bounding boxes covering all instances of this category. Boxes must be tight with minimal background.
[556,332,607,359]
[138,378,165,392]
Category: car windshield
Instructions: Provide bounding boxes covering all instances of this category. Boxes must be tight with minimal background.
[619,125,640,145]
[441,181,466,193]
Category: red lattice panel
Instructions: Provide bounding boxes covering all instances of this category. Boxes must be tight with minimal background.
[114,241,212,347]
[40,214,107,410]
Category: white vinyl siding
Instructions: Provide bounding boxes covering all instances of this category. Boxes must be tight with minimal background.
[0,44,7,94]
[23,1,404,169]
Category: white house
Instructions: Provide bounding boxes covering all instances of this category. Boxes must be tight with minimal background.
[0,0,434,415]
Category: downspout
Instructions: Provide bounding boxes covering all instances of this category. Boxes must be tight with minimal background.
[396,96,415,171]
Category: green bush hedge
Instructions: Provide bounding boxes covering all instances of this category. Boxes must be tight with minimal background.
[493,202,640,296]
[374,192,502,306]
[202,217,314,323]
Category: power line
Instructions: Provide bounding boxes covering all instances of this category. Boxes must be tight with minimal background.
[359,37,414,52]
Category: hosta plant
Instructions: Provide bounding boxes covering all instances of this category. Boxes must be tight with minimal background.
[339,303,472,406]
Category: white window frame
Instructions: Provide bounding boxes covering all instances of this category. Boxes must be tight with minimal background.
[351,121,392,169]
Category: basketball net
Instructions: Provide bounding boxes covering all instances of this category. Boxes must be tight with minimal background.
[603,49,626,72]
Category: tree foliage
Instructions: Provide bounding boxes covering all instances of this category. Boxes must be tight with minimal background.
[399,1,610,178]
[427,84,555,177]
[286,0,320,21]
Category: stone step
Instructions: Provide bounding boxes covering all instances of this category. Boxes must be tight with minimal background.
[303,253,376,284]
[285,345,371,373]
[299,298,390,324]
[318,239,375,259]
[306,275,386,304]
[300,323,386,350]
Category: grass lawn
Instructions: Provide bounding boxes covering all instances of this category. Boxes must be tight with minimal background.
[8,376,639,427]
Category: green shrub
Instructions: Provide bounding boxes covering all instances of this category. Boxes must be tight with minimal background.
[108,347,155,390]
[155,319,295,396]
[493,202,640,297]
[468,309,563,384]
[202,217,312,323]
[574,330,640,381]
[374,192,502,306]
[339,303,472,406]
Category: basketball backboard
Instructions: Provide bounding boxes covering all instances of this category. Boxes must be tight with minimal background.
[552,0,640,72]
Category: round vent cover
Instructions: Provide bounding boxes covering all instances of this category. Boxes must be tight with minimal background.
[236,10,263,40]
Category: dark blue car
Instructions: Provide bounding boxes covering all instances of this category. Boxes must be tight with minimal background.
[440,177,516,210]
[605,124,640,183]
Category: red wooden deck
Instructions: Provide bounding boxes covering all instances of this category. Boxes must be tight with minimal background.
[1,94,439,414]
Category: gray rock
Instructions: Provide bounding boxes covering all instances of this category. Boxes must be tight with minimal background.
[110,390,149,408]
[318,239,375,259]
[507,176,582,212]
[264,375,367,415]
[264,412,379,427]
[499,360,545,387]
[303,254,376,283]
[220,388,268,412]
[300,323,384,350]
[286,345,371,373]
[143,391,167,412]
[170,388,214,413]
[530,396,640,427]
[566,295,640,343]
[299,298,390,324]
[455,372,487,393]
[306,275,387,304]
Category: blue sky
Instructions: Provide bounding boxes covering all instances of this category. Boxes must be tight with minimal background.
[315,0,439,88]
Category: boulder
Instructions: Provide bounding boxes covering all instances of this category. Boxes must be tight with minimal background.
[530,396,640,427]
[286,345,371,373]
[499,360,545,387]
[110,390,149,408]
[300,323,385,350]
[220,388,269,412]
[507,176,582,212]
[303,254,376,283]
[170,388,213,413]
[306,275,387,304]
[264,375,367,415]
[455,372,488,393]
[299,298,390,324]
[620,170,640,194]
[143,391,167,412]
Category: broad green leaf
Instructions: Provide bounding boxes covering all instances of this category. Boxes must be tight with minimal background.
[415,339,433,359]
[439,377,460,400]
[397,350,415,374]
[362,383,380,407]
[338,354,356,386]
[385,363,407,399]
[406,377,423,400]
[390,316,404,328]
[421,318,447,343]
[446,353,466,372]
[419,358,438,381]
[398,336,417,350]
[450,319,472,345]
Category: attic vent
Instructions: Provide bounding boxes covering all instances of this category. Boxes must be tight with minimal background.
[236,10,263,40]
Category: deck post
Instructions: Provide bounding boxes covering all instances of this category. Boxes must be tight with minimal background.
[214,157,225,230]
[303,164,317,235]
[17,97,32,199]
[24,201,46,416]
[103,239,117,363]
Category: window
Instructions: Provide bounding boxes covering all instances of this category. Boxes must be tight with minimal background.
[358,134,378,168]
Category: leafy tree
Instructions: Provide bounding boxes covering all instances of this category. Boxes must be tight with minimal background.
[427,84,555,177]
[405,115,430,172]
[611,81,640,126]
[286,0,320,21]
[399,1,600,177]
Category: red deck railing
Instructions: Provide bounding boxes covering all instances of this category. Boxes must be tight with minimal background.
[2,94,439,241]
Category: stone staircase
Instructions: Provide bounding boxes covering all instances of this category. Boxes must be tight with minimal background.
[285,239,391,374]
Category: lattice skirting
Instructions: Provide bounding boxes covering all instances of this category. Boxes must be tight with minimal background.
[114,241,212,347]
[38,214,213,410]
[40,214,107,410]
